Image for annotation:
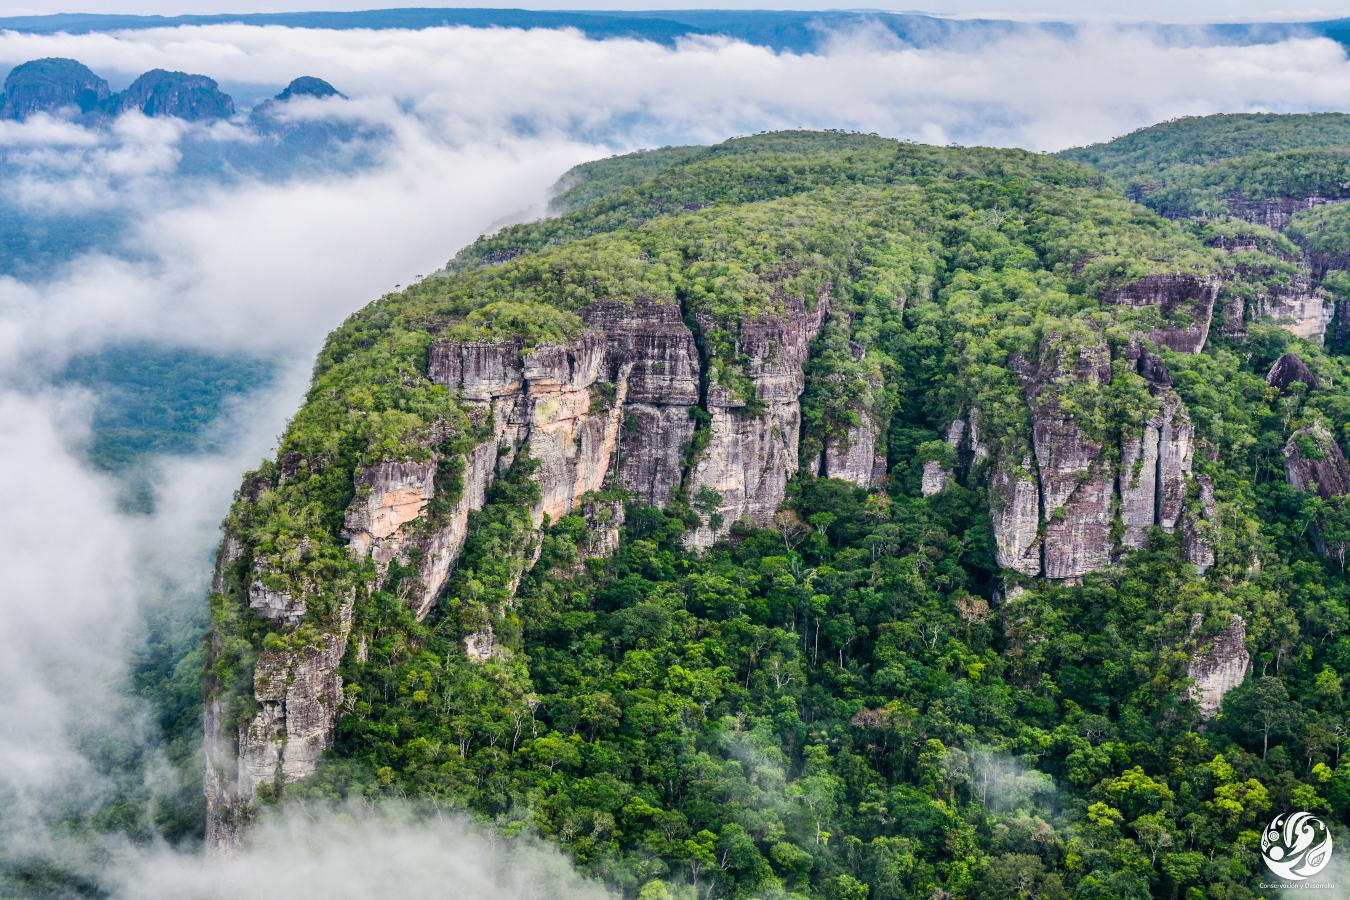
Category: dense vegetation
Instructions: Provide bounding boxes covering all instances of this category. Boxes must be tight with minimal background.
[1058,114,1350,219]
[60,343,274,472]
[183,127,1350,900]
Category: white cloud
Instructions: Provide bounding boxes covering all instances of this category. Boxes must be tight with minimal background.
[113,807,616,900]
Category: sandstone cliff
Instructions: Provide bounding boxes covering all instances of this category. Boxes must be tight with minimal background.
[1187,614,1250,720]
[1108,274,1220,355]
[686,295,829,548]
[1020,332,1113,581]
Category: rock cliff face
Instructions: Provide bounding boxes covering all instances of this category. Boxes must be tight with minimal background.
[1251,277,1329,343]
[1021,334,1113,581]
[1182,475,1218,575]
[920,419,964,498]
[585,300,700,507]
[823,343,886,488]
[686,296,829,548]
[829,405,883,488]
[206,596,354,848]
[1118,414,1162,551]
[1108,274,1221,355]
[1187,614,1250,720]
[990,456,1042,577]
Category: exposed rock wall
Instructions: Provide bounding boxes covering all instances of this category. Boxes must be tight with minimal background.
[586,300,699,508]
[686,296,829,548]
[205,596,354,841]
[1182,474,1217,575]
[827,406,882,488]
[1108,274,1221,354]
[921,418,964,498]
[1187,614,1250,720]
[1284,422,1350,499]
[990,456,1042,577]
[1252,278,1330,343]
[1022,334,1113,581]
[823,344,885,488]
[1157,394,1195,531]
[1118,414,1161,551]
[579,498,626,560]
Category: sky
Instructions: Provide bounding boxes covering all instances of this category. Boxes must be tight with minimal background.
[0,11,1349,896]
[6,0,1350,23]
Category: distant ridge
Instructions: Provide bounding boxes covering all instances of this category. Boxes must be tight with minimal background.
[1,9,1348,54]
[0,9,1061,53]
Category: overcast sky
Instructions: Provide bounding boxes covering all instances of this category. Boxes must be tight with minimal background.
[4,0,1350,24]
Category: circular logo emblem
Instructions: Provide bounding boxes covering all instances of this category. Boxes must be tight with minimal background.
[1262,812,1334,881]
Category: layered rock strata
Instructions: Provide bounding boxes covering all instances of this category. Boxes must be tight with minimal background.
[1187,614,1250,720]
[1108,274,1221,355]
[205,596,354,848]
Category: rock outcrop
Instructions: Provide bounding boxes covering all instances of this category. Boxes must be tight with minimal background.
[827,405,883,488]
[1182,474,1218,575]
[1118,413,1162,551]
[1242,269,1330,343]
[1157,394,1195,531]
[1108,274,1221,354]
[921,418,964,498]
[1266,353,1319,393]
[1284,423,1350,500]
[585,300,699,507]
[990,456,1042,577]
[686,295,828,548]
[579,498,626,560]
[1187,614,1250,720]
[205,596,354,847]
[823,344,886,488]
[1021,334,1113,581]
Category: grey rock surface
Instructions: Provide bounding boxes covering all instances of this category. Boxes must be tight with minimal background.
[1187,614,1250,720]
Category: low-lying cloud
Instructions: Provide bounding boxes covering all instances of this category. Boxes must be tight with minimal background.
[1,15,1350,894]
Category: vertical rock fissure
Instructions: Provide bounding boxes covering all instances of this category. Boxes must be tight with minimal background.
[678,291,714,503]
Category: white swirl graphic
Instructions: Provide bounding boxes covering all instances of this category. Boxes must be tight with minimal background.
[1262,812,1334,881]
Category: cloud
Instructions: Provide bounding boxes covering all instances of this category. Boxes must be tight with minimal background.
[1,15,1350,891]
[112,805,615,900]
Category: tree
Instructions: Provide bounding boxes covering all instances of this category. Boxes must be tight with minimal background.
[1227,676,1297,759]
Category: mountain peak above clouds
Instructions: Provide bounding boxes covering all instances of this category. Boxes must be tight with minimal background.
[275,76,344,102]
[1,57,109,120]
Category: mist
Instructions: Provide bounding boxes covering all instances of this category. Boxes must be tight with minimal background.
[2,15,1350,894]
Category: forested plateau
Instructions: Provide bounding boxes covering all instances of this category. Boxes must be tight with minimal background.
[204,121,1350,900]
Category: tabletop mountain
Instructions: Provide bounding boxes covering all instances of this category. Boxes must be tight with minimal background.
[204,127,1350,900]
